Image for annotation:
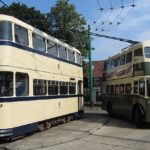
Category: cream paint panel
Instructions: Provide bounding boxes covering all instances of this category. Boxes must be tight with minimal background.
[0,98,78,129]
[0,46,83,79]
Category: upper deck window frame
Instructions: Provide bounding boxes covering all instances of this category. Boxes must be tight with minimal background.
[0,21,12,41]
[14,24,29,46]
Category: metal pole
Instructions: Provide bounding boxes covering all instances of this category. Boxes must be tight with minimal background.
[88,25,93,107]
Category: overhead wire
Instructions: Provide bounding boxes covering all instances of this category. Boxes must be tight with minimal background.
[93,0,136,32]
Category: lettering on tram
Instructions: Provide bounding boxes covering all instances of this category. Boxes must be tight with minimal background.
[0,15,84,140]
[101,40,150,128]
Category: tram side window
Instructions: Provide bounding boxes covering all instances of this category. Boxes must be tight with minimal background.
[60,82,68,95]
[0,21,12,40]
[59,46,67,60]
[110,85,114,94]
[147,80,150,97]
[32,33,46,52]
[120,55,125,65]
[115,85,120,94]
[48,81,58,95]
[125,83,132,94]
[120,84,124,94]
[47,40,58,57]
[68,50,75,62]
[134,48,143,57]
[139,80,145,96]
[15,25,28,46]
[33,79,47,95]
[134,81,138,94]
[0,72,13,96]
[77,53,82,64]
[126,52,132,63]
[16,73,29,96]
[69,82,76,94]
[144,47,150,58]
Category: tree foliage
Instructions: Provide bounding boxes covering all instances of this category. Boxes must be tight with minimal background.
[0,2,49,33]
[0,1,89,58]
[47,0,89,58]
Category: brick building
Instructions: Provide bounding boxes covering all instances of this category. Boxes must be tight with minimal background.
[84,60,104,103]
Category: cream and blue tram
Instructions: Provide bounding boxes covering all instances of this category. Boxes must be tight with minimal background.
[0,15,83,139]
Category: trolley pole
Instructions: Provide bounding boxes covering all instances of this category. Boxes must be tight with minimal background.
[88,25,93,107]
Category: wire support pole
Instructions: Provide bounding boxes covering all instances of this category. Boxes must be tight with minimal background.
[88,25,93,107]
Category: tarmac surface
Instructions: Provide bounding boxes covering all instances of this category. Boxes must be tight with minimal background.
[0,107,108,150]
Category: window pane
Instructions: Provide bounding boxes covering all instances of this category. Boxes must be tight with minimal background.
[125,83,132,94]
[47,40,58,57]
[120,55,125,65]
[120,84,124,94]
[0,21,12,40]
[126,52,132,63]
[134,48,143,57]
[144,47,150,58]
[69,82,76,94]
[60,82,68,95]
[77,53,81,64]
[68,50,75,62]
[33,33,46,52]
[139,80,145,96]
[48,81,58,95]
[15,25,28,46]
[147,80,150,97]
[33,79,47,95]
[110,85,114,94]
[0,72,13,96]
[134,81,138,94]
[16,73,29,96]
[59,46,67,59]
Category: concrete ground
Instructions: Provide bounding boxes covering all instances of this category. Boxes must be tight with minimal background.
[1,107,150,150]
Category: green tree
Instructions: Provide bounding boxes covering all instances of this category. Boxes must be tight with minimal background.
[0,2,49,33]
[47,0,89,58]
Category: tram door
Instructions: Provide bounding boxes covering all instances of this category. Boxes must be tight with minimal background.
[78,80,83,111]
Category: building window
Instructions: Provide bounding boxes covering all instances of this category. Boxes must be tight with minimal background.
[0,72,13,96]
[48,80,58,95]
[147,80,150,97]
[0,21,12,40]
[33,33,46,52]
[47,40,58,57]
[120,84,124,94]
[68,50,75,62]
[115,85,120,94]
[60,82,68,95]
[69,82,76,94]
[120,55,125,65]
[15,24,28,46]
[59,46,67,59]
[33,79,47,95]
[16,73,29,96]
[110,85,114,94]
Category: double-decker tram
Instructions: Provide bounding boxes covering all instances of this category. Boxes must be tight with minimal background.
[0,15,84,139]
[101,41,150,128]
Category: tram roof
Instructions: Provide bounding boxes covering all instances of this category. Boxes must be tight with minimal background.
[0,14,81,54]
[105,40,150,61]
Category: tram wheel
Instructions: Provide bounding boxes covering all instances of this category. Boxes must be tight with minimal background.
[45,121,52,129]
[134,106,144,128]
[107,102,113,117]
[38,122,45,131]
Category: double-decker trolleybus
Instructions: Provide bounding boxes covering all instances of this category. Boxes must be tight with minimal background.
[101,40,150,128]
[0,15,84,139]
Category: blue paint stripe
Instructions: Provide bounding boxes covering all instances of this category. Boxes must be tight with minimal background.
[0,41,82,67]
[0,94,83,103]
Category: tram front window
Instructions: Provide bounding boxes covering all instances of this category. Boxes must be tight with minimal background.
[0,21,12,40]
[144,47,150,58]
[147,80,150,97]
[0,72,13,96]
